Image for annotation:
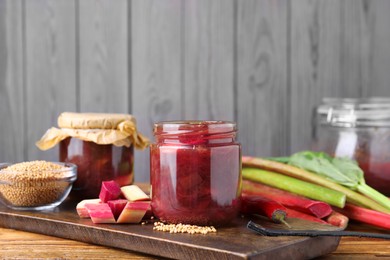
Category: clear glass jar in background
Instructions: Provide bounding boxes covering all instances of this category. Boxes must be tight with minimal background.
[150,121,242,226]
[313,98,390,196]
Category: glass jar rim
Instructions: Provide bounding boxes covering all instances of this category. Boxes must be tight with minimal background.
[153,120,237,136]
[316,97,390,127]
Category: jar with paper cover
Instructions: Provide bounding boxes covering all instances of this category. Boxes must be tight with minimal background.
[37,112,149,199]
[314,98,390,196]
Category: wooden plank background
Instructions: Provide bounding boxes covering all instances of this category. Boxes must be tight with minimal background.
[1,0,390,182]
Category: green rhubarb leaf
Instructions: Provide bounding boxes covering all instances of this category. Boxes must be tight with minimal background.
[288,151,359,189]
[287,150,390,210]
[331,156,364,184]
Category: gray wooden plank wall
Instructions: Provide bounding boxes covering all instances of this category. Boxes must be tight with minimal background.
[1,0,390,182]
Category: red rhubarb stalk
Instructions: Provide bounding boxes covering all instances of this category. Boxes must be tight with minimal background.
[242,156,390,213]
[285,207,328,225]
[242,180,332,218]
[99,180,121,203]
[240,194,290,227]
[107,199,128,220]
[334,203,390,230]
[325,211,349,229]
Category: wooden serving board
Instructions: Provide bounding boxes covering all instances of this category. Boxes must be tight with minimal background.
[0,198,341,259]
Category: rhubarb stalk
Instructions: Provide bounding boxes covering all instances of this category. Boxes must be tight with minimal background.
[242,168,346,208]
[334,203,390,230]
[240,194,290,227]
[325,211,349,229]
[242,180,332,218]
[285,151,390,211]
[242,156,390,214]
[285,208,328,225]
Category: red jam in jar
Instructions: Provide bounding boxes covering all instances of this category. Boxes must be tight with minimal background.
[150,121,242,226]
[60,138,134,199]
[314,98,390,196]
[36,112,149,200]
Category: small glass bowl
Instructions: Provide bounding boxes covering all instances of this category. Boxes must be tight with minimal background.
[0,162,77,211]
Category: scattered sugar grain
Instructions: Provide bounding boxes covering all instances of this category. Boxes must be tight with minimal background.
[153,222,217,235]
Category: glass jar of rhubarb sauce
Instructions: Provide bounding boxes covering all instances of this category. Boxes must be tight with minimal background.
[36,112,149,200]
[59,138,133,199]
[150,121,242,226]
[313,98,390,196]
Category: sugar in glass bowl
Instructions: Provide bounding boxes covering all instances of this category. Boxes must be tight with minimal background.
[0,161,77,210]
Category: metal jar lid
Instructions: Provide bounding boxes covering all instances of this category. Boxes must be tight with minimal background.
[316,98,390,127]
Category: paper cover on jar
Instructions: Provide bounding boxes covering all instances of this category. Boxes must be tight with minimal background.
[36,112,149,150]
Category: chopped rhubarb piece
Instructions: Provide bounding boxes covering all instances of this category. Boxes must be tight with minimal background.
[121,185,150,201]
[99,180,121,203]
[143,203,154,220]
[117,201,150,224]
[326,211,349,229]
[107,199,128,220]
[76,199,101,218]
[85,203,116,224]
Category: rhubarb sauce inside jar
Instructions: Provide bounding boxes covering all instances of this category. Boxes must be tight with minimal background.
[150,121,242,226]
[314,98,390,196]
[59,138,134,199]
[36,112,149,200]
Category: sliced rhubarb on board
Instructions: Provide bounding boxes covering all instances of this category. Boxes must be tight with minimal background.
[76,199,101,218]
[99,180,122,203]
[85,203,116,224]
[117,201,150,224]
[107,199,128,220]
[121,185,150,201]
[143,203,154,220]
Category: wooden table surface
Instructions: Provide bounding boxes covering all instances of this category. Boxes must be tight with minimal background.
[1,222,389,259]
[1,184,389,259]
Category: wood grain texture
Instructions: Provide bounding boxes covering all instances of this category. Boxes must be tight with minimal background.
[362,0,390,97]
[289,0,390,154]
[1,0,390,174]
[131,0,183,182]
[183,0,234,121]
[290,0,346,154]
[25,0,77,161]
[236,0,288,157]
[0,227,155,259]
[339,0,371,96]
[318,223,390,259]
[0,0,24,163]
[79,0,129,113]
[2,223,390,259]
[0,200,342,259]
